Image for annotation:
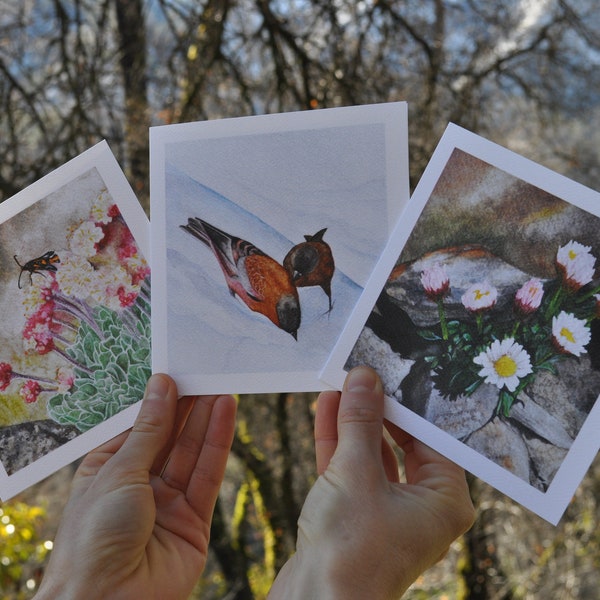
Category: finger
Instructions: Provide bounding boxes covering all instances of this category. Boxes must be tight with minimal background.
[113,373,178,476]
[335,366,385,468]
[186,394,237,522]
[73,430,130,487]
[402,437,468,487]
[381,437,400,483]
[314,389,341,475]
[151,394,195,476]
[384,418,414,449]
[160,394,225,491]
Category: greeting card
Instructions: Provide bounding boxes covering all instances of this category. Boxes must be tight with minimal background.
[0,142,150,500]
[150,102,409,394]
[322,124,600,524]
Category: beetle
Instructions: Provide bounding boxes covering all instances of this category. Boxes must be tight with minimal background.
[13,251,60,289]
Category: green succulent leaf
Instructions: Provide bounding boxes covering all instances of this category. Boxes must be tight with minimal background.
[47,286,151,432]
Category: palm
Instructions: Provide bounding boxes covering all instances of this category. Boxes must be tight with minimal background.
[40,377,236,600]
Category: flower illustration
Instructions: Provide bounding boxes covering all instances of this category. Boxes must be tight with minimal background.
[90,188,117,224]
[2,186,151,432]
[418,239,600,419]
[556,240,596,291]
[20,380,42,404]
[552,311,591,356]
[421,264,450,301]
[461,281,498,312]
[55,253,96,300]
[514,278,544,315]
[69,221,105,258]
[56,367,75,393]
[473,338,533,393]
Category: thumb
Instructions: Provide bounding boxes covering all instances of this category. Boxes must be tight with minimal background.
[335,366,385,467]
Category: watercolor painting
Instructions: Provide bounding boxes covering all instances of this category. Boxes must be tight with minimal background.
[151,102,409,394]
[322,124,600,524]
[0,142,150,500]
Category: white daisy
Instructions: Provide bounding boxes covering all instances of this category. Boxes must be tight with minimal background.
[473,338,532,392]
[556,240,596,290]
[461,280,498,312]
[552,311,590,356]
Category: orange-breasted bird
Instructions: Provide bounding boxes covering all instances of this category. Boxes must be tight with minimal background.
[181,217,301,339]
[283,228,335,310]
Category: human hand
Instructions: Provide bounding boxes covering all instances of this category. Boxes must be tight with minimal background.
[268,366,475,600]
[35,374,236,600]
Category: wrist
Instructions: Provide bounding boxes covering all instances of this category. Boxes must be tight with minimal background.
[269,547,412,600]
[269,552,405,600]
[35,569,102,600]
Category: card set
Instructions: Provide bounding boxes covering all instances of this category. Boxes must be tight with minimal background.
[1,103,598,524]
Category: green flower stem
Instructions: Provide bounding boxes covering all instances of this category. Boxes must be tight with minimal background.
[476,312,484,335]
[511,320,521,338]
[437,299,449,340]
[575,283,600,303]
[53,345,93,375]
[545,285,566,320]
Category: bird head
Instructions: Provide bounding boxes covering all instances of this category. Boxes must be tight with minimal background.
[277,293,301,340]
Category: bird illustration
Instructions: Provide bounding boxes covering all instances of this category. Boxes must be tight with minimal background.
[284,228,335,310]
[180,217,301,340]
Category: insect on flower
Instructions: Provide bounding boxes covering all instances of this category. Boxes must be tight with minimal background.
[13,251,61,289]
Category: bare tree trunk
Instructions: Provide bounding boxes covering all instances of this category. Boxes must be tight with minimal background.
[114,0,150,209]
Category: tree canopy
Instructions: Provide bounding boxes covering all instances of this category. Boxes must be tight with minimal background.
[1,2,600,598]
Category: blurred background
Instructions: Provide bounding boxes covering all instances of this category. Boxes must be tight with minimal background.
[1,1,599,598]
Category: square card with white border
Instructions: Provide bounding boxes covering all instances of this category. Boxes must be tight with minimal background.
[321,123,600,524]
[150,102,409,395]
[0,141,150,500]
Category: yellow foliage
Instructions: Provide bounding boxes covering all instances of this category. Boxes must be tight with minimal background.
[0,391,48,427]
[0,501,51,598]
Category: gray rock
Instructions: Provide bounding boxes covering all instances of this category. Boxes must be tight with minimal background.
[465,419,531,482]
[345,326,414,398]
[386,245,538,327]
[0,420,80,475]
[509,392,574,449]
[422,383,499,440]
[524,436,568,491]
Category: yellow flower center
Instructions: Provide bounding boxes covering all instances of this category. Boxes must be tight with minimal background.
[474,289,490,301]
[494,355,517,378]
[560,326,575,344]
[568,249,577,260]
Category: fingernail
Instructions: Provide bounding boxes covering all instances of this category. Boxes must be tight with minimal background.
[145,374,170,400]
[345,366,379,393]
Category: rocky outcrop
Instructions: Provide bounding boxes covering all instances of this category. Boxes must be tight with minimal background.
[0,420,80,475]
[348,245,600,492]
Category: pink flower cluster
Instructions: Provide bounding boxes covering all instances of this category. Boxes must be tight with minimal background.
[20,380,42,404]
[0,361,60,403]
[0,362,12,391]
[22,299,60,354]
